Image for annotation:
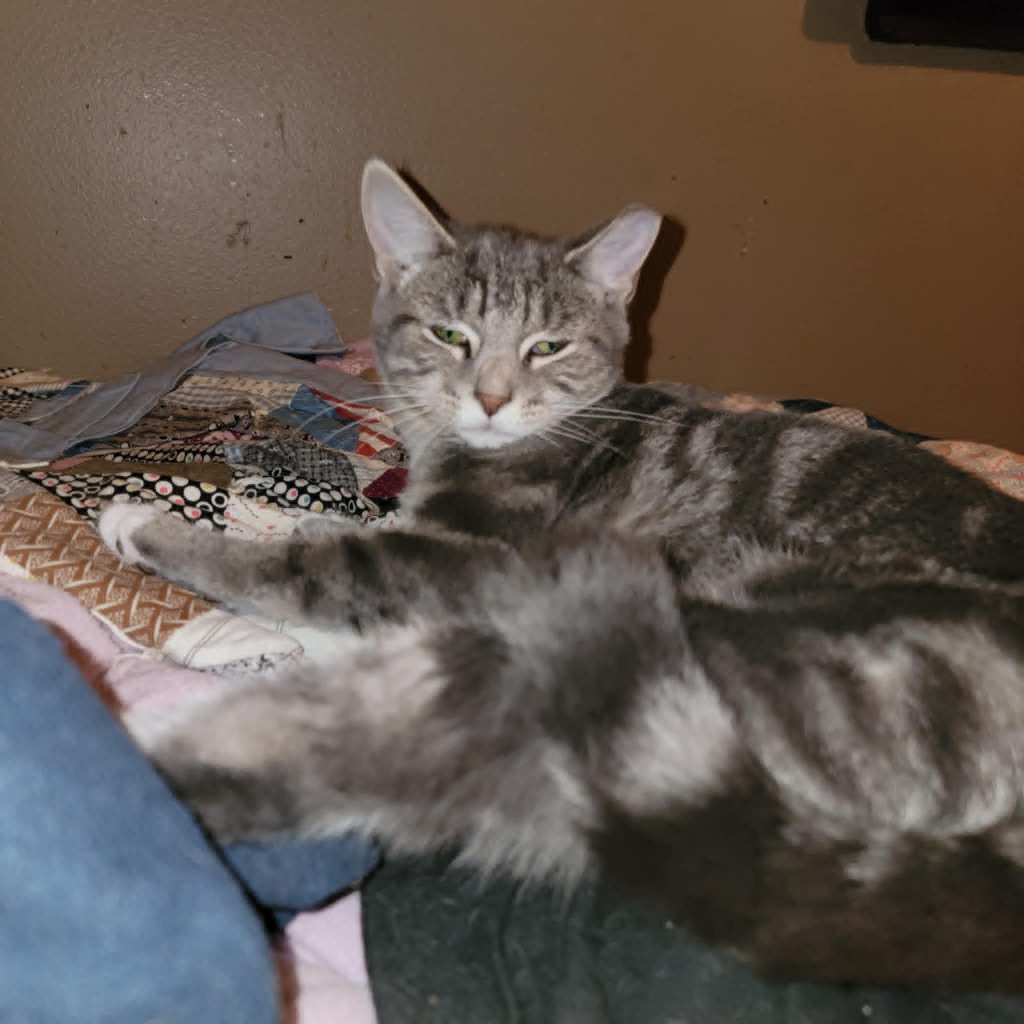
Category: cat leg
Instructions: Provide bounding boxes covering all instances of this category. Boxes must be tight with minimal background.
[98,503,330,620]
[98,502,513,628]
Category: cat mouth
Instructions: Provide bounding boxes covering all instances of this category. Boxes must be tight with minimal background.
[456,423,525,449]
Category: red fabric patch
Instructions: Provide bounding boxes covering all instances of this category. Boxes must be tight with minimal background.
[308,388,402,460]
[363,468,408,500]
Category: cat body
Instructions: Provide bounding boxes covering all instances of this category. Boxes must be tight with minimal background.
[100,160,1024,992]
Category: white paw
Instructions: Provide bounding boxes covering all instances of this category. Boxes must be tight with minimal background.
[97,503,163,565]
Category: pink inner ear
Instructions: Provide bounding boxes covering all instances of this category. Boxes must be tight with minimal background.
[572,208,661,294]
[362,163,454,274]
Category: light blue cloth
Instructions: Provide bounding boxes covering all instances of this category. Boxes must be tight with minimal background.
[0,600,275,1023]
[268,384,363,452]
[0,599,378,1022]
[0,293,377,464]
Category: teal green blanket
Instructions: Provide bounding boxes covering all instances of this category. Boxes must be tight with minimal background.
[364,854,1024,1024]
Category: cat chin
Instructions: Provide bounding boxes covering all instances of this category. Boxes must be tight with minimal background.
[456,425,527,449]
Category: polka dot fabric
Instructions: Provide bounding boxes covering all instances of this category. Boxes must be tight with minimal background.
[24,470,231,528]
[237,468,380,522]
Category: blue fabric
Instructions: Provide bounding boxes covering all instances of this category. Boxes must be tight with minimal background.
[268,385,361,452]
[0,293,377,464]
[0,600,377,1021]
[226,836,379,921]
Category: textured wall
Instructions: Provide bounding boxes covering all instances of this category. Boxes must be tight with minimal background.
[1,1,1022,448]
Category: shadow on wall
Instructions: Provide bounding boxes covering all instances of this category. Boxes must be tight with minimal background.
[803,0,1024,75]
[625,217,685,385]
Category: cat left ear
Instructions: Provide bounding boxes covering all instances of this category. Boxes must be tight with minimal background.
[565,206,662,302]
[361,159,456,282]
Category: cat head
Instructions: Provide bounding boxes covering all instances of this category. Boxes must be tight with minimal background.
[360,158,661,452]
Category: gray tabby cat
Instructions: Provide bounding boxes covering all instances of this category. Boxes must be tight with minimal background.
[100,159,1024,992]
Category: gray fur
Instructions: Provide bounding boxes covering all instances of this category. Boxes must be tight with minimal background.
[100,160,1024,992]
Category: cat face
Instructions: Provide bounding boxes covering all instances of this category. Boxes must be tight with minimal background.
[361,160,661,451]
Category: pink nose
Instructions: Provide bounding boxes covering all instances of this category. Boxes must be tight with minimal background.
[475,392,510,417]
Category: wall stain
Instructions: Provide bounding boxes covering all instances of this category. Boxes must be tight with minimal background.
[226,220,251,248]
[276,110,289,157]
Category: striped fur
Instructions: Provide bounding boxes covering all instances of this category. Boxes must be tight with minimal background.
[101,161,1024,991]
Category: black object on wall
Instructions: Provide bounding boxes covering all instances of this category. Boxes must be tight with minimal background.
[866,0,1024,52]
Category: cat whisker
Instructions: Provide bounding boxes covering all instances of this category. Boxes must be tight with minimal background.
[408,419,450,460]
[565,406,682,429]
[548,423,610,452]
[553,420,625,456]
[540,413,627,456]
[363,391,423,405]
[318,417,378,448]
[550,398,682,428]
[345,388,423,408]
[346,401,423,420]
[369,402,431,422]
[535,428,569,453]
[290,396,427,447]
[361,395,437,427]
[388,406,436,440]
[288,405,357,439]
[374,387,421,398]
[543,422,624,457]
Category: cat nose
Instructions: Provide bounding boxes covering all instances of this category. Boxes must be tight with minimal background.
[475,391,510,417]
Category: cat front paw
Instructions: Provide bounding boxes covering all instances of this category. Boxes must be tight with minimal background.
[97,502,164,566]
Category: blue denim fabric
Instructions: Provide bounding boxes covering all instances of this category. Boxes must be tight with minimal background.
[226,836,379,923]
[266,385,363,452]
[0,601,377,1022]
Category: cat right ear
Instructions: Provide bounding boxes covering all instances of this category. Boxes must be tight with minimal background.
[361,159,455,282]
[565,205,662,302]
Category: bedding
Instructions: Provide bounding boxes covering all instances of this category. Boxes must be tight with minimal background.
[364,852,1024,1024]
[2,297,1023,1022]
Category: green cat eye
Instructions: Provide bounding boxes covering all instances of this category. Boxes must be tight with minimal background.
[431,325,469,347]
[529,339,569,358]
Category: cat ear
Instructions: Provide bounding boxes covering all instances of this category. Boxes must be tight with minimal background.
[565,205,662,301]
[361,159,455,281]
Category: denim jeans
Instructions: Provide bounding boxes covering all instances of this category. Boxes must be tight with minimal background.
[0,600,378,1023]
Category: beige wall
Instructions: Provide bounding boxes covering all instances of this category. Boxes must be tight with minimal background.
[2,0,1022,449]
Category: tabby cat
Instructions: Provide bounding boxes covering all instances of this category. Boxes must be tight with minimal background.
[99,159,1024,992]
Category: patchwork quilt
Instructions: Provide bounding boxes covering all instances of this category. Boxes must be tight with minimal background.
[0,361,403,676]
